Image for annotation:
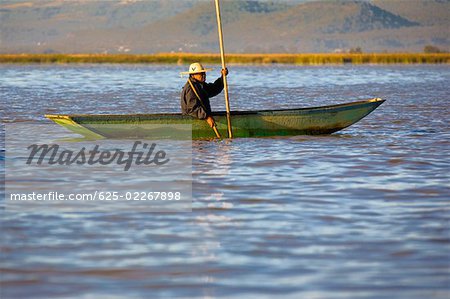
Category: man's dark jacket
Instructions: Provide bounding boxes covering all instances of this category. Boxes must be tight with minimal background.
[180,76,224,119]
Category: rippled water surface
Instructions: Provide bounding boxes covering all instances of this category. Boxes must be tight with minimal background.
[1,64,449,298]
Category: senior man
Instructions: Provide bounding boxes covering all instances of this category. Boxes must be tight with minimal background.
[180,62,228,128]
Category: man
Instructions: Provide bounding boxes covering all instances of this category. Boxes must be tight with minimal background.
[180,62,228,128]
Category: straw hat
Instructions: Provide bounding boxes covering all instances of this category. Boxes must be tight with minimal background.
[180,62,213,75]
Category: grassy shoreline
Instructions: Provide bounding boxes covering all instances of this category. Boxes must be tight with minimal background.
[0,53,449,64]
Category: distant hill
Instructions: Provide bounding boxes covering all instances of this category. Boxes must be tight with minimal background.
[372,0,450,26]
[0,0,449,53]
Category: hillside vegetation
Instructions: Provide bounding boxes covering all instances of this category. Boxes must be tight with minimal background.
[0,0,448,53]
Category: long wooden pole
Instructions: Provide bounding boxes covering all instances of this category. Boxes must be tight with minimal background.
[214,0,233,139]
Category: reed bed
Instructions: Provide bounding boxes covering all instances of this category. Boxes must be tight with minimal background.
[1,53,448,64]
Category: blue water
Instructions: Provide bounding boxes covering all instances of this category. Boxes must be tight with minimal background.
[1,64,449,298]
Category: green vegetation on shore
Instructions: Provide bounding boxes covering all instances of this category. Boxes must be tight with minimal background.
[0,53,449,64]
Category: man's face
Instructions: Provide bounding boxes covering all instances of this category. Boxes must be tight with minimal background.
[193,72,206,82]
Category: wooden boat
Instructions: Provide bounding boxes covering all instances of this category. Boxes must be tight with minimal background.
[45,98,385,139]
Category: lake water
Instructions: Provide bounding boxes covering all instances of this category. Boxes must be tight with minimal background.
[1,64,449,298]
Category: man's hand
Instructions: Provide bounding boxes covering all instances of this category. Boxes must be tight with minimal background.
[206,116,216,128]
[221,68,229,76]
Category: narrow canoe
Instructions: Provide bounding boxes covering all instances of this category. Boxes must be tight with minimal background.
[45,98,385,139]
